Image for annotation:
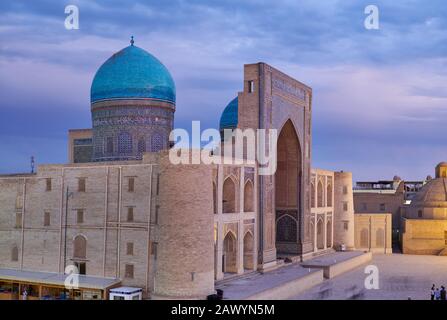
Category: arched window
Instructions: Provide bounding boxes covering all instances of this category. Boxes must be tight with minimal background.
[243,180,254,212]
[311,183,315,208]
[137,137,146,155]
[276,215,297,243]
[317,180,324,207]
[376,228,385,247]
[223,177,236,213]
[118,132,132,155]
[73,235,87,259]
[11,246,18,262]
[326,184,332,207]
[151,134,163,152]
[243,231,254,270]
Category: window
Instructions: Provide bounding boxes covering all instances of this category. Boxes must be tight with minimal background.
[118,132,132,155]
[248,80,255,93]
[128,177,135,192]
[78,178,86,192]
[151,242,158,260]
[151,134,163,152]
[44,211,50,226]
[15,212,22,228]
[125,264,134,279]
[154,205,159,224]
[73,235,87,260]
[343,202,348,211]
[137,138,146,155]
[380,203,386,211]
[126,242,134,255]
[46,178,52,191]
[77,209,84,224]
[343,186,348,195]
[106,137,114,154]
[74,261,86,275]
[343,221,349,231]
[156,174,160,195]
[418,210,423,218]
[127,207,134,222]
[11,246,19,262]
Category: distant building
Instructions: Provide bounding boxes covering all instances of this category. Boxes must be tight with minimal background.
[401,163,447,255]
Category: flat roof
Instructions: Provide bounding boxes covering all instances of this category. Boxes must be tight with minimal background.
[0,268,120,290]
[110,287,142,294]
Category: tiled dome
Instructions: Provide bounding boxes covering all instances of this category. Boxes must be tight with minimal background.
[91,44,175,103]
[219,97,238,130]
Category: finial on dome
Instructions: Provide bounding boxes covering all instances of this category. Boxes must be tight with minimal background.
[130,36,134,46]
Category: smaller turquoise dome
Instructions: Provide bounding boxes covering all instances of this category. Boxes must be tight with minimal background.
[219,97,238,130]
[91,44,175,103]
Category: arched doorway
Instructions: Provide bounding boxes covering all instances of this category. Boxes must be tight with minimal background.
[317,219,324,250]
[275,119,301,254]
[223,231,237,273]
[326,220,332,248]
[243,231,254,270]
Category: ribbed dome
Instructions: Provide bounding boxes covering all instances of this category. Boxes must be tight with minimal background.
[219,97,238,130]
[91,44,175,103]
[411,178,447,205]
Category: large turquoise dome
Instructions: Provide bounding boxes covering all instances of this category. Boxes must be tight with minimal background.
[219,97,238,130]
[91,44,175,103]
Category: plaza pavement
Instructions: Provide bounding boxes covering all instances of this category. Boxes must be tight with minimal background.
[293,253,447,300]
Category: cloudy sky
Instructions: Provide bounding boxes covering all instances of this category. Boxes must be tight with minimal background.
[0,0,446,181]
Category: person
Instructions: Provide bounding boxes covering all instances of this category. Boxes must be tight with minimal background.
[441,286,446,300]
[22,289,27,300]
[435,287,441,300]
[431,284,435,300]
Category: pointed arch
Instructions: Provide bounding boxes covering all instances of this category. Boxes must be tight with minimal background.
[73,234,87,259]
[275,119,301,209]
[223,176,236,213]
[317,180,324,207]
[243,231,254,270]
[223,231,237,273]
[118,131,132,155]
[243,180,254,212]
[276,214,298,243]
[317,218,324,249]
[326,183,332,207]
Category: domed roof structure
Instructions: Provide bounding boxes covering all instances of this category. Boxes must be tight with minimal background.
[91,41,175,103]
[219,97,238,130]
[407,162,447,219]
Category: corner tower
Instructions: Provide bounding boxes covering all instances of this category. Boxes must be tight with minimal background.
[90,37,175,161]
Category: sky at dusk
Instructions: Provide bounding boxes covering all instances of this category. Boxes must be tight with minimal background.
[0,0,446,181]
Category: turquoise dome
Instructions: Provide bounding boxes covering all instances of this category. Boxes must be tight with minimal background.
[219,97,238,130]
[91,44,175,103]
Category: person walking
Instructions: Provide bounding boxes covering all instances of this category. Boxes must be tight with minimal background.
[431,284,435,300]
[441,286,446,300]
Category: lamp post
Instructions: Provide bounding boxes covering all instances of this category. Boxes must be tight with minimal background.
[64,186,74,273]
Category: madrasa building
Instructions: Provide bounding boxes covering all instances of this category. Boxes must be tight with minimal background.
[0,39,360,300]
